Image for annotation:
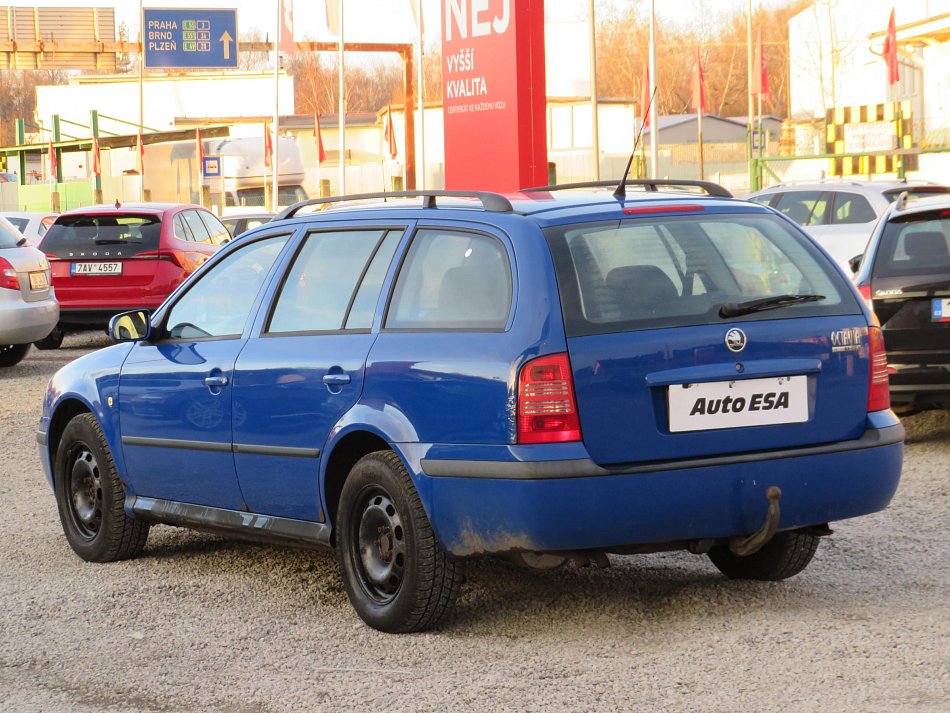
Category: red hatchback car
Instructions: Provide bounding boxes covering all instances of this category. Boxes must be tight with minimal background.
[37,203,230,348]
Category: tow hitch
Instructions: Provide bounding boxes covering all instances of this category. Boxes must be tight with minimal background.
[729,486,782,557]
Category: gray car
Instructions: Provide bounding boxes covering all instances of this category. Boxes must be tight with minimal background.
[748,181,950,272]
[0,217,59,367]
[0,211,58,246]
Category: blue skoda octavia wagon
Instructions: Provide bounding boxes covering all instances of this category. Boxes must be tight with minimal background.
[38,181,904,632]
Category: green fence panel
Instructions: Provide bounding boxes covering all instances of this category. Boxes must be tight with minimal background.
[15,182,95,211]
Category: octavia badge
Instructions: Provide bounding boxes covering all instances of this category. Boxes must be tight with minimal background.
[725,328,747,353]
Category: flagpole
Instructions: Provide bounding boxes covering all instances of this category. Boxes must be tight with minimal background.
[746,0,754,191]
[415,0,425,189]
[139,0,145,202]
[338,1,346,195]
[648,0,658,178]
[196,128,201,206]
[272,0,280,211]
[697,114,704,180]
[589,0,599,181]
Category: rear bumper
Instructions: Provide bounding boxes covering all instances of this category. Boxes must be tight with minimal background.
[420,422,904,557]
[0,291,59,343]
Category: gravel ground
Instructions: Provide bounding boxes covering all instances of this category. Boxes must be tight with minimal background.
[1,334,948,712]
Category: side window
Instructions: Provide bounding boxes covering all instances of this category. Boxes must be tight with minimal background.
[174,214,193,241]
[386,229,511,330]
[267,230,388,334]
[345,230,402,329]
[197,210,231,245]
[182,210,212,243]
[748,193,775,207]
[164,235,289,340]
[774,191,828,227]
[831,192,877,224]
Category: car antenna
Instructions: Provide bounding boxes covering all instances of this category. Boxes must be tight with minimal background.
[114,199,121,209]
[614,86,657,199]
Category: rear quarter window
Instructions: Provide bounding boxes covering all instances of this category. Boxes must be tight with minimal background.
[546,213,859,337]
[871,211,950,278]
[42,214,161,257]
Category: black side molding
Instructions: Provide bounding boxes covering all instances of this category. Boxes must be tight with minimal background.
[421,424,905,480]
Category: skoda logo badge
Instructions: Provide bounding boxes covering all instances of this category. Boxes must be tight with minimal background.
[725,328,747,353]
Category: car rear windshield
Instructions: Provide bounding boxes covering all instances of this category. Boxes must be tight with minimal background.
[42,214,161,258]
[871,209,950,278]
[545,213,860,337]
[0,219,21,248]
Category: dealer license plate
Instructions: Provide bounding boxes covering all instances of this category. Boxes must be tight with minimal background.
[28,271,49,290]
[668,375,808,433]
[71,262,122,275]
[933,298,950,322]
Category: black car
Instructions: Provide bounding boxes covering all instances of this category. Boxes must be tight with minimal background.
[852,193,950,413]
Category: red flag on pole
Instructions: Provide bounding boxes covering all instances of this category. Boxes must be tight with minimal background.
[136,133,145,177]
[640,64,650,128]
[384,106,397,159]
[751,28,769,100]
[883,8,900,85]
[691,48,706,116]
[279,0,295,54]
[264,125,273,169]
[92,137,101,176]
[48,140,57,179]
[314,113,326,164]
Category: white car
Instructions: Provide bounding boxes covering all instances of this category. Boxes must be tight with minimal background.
[748,181,950,272]
[0,217,58,366]
[0,211,58,246]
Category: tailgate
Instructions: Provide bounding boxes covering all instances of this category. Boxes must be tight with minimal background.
[568,316,872,466]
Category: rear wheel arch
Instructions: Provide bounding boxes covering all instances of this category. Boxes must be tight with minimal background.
[323,430,392,545]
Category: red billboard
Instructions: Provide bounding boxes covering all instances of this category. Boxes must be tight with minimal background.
[441,0,547,191]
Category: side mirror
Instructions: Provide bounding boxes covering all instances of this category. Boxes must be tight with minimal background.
[109,309,151,343]
[848,254,862,273]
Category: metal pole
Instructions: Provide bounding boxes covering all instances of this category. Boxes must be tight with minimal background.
[589,0,599,181]
[273,0,280,211]
[139,0,145,201]
[747,0,754,190]
[416,0,425,189]
[338,1,346,195]
[648,0,658,178]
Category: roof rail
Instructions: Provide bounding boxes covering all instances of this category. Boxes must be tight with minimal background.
[523,178,733,198]
[275,190,513,220]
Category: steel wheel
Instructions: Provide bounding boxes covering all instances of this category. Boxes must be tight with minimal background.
[54,413,149,562]
[65,445,103,539]
[352,488,407,603]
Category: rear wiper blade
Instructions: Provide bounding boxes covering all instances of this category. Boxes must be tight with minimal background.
[719,294,826,318]
[93,239,132,245]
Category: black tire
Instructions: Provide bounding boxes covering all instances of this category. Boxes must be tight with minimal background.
[0,343,30,367]
[336,451,463,633]
[708,530,819,581]
[53,413,149,562]
[34,325,64,350]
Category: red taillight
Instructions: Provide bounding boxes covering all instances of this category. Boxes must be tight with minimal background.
[0,257,19,290]
[517,352,582,444]
[137,249,185,268]
[867,326,890,412]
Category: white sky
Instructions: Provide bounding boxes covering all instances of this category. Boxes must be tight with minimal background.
[11,1,787,45]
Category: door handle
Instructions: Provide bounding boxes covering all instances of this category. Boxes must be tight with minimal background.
[204,375,229,388]
[322,373,351,386]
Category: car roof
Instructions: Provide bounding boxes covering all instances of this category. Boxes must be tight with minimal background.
[57,202,200,217]
[750,181,947,195]
[0,211,57,219]
[276,184,752,226]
